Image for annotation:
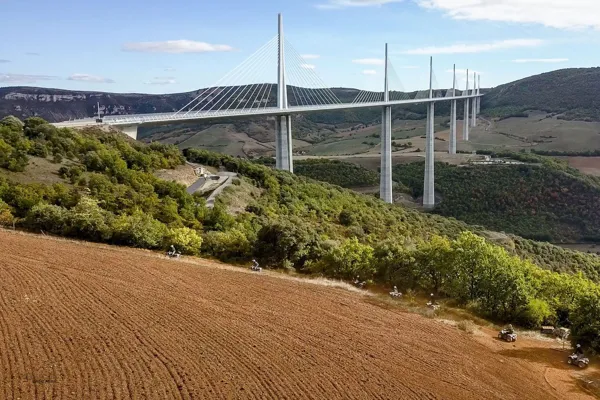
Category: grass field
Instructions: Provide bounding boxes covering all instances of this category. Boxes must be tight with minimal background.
[0,156,73,185]
[463,112,600,153]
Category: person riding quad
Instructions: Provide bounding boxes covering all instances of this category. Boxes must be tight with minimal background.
[252,259,260,269]
[505,324,515,334]
[576,344,584,357]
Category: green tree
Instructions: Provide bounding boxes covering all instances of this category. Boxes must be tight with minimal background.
[571,289,600,353]
[167,227,203,255]
[112,209,167,248]
[313,237,375,280]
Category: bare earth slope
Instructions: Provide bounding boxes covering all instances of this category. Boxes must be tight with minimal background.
[0,230,587,399]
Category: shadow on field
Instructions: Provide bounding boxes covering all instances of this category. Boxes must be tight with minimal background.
[498,346,573,370]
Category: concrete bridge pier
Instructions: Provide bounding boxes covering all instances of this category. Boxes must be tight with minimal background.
[463,69,470,141]
[380,106,392,203]
[423,56,435,210]
[471,72,477,128]
[275,115,293,172]
[449,64,457,155]
[423,102,435,209]
[121,125,139,140]
[379,43,393,204]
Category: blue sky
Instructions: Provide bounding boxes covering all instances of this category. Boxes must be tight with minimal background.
[1,0,599,93]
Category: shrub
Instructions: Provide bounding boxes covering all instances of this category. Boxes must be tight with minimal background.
[312,237,375,280]
[457,320,476,334]
[571,290,600,353]
[67,197,113,241]
[202,229,252,261]
[112,210,167,248]
[0,201,14,227]
[26,203,70,234]
[518,299,554,328]
[167,227,203,255]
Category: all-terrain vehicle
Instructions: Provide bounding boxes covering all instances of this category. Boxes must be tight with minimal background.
[353,278,366,289]
[498,329,517,342]
[389,286,402,298]
[166,246,181,259]
[567,354,589,368]
[251,259,262,272]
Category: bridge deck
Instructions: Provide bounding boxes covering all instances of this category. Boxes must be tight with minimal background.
[98,94,482,126]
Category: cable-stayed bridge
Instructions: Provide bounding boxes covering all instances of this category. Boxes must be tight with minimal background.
[54,14,483,209]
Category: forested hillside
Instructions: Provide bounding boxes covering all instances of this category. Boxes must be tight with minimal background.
[392,155,600,243]
[482,67,600,121]
[4,115,600,351]
[294,159,380,188]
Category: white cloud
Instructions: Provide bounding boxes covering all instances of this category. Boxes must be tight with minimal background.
[68,74,115,83]
[0,73,58,83]
[0,59,10,63]
[301,64,316,70]
[418,0,600,30]
[353,58,384,65]
[403,39,543,55]
[512,58,568,63]
[122,40,234,54]
[362,70,377,75]
[144,77,177,85]
[301,54,320,60]
[164,67,176,72]
[317,0,402,9]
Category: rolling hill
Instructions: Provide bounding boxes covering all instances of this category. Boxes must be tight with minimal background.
[482,67,600,121]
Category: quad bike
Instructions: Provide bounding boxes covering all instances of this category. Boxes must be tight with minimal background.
[353,279,366,289]
[498,329,517,342]
[389,288,402,298]
[166,250,181,259]
[251,265,262,272]
[427,301,440,311]
[567,354,589,368]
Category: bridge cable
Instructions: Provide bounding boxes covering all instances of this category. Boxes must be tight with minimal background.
[284,39,342,105]
[176,35,277,116]
[208,38,278,114]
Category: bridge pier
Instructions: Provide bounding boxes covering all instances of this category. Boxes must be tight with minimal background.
[380,106,392,203]
[463,70,470,141]
[379,43,393,204]
[120,124,139,140]
[275,115,293,172]
[423,102,435,209]
[471,72,477,128]
[449,64,457,155]
[423,56,435,210]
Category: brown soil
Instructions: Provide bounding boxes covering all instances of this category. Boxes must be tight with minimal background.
[561,157,600,177]
[0,229,594,399]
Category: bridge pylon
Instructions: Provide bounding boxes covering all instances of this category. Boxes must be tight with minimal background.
[423,56,435,210]
[380,43,393,204]
[275,13,293,173]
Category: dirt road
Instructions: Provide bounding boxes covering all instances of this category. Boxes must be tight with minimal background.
[0,229,593,399]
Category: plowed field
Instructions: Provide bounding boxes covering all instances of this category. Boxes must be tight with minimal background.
[0,229,592,399]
